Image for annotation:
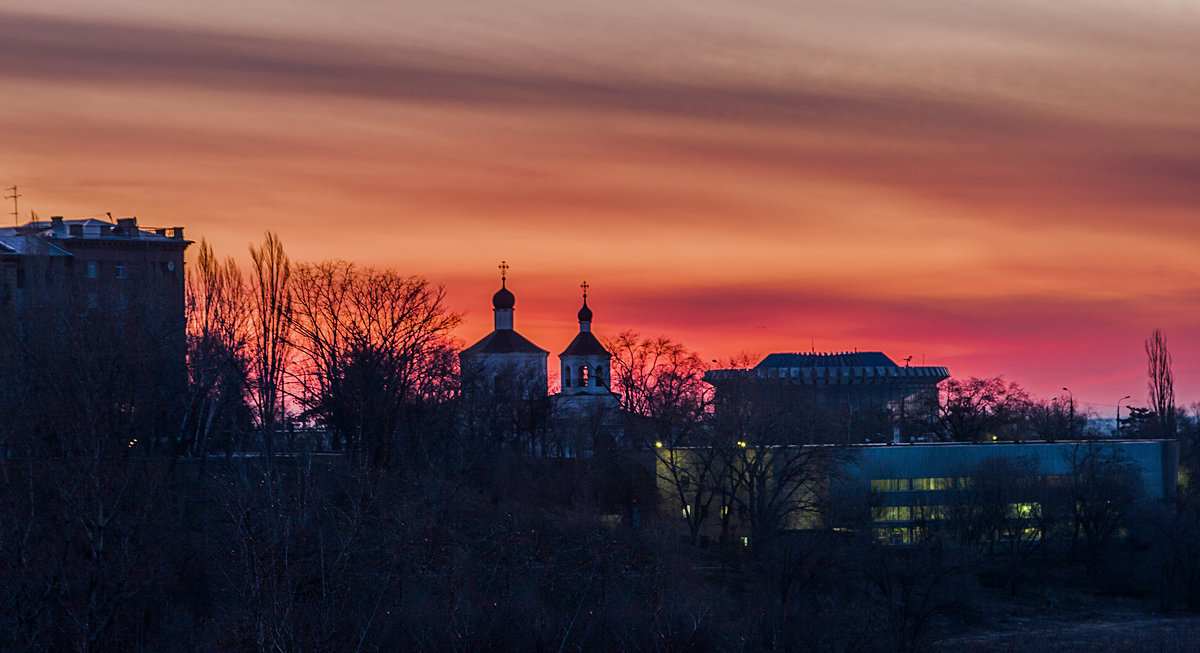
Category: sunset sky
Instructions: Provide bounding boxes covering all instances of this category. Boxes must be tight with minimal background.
[2,0,1199,414]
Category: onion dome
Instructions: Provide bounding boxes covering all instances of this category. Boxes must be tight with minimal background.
[493,280,515,310]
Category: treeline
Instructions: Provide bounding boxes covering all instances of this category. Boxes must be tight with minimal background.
[2,234,1200,651]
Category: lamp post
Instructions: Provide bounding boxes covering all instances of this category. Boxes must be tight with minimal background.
[1116,395,1131,438]
[1062,387,1074,438]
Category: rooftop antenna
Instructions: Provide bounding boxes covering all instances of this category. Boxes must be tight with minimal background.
[4,186,19,226]
[903,355,913,368]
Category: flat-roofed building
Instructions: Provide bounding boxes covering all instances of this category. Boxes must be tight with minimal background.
[706,352,949,444]
[0,216,191,449]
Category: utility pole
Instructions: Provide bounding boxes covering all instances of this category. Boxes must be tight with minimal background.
[4,186,19,226]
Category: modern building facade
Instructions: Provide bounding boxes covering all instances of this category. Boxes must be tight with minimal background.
[657,439,1178,547]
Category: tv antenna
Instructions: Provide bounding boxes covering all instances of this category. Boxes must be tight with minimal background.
[4,186,19,226]
[903,355,913,368]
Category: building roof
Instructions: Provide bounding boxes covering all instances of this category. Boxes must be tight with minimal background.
[0,234,73,256]
[707,350,949,387]
[560,331,609,358]
[461,329,549,356]
[756,352,897,369]
[0,217,189,245]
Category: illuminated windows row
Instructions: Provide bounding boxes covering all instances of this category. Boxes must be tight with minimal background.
[871,475,1073,493]
[870,477,971,492]
[871,502,1043,523]
[872,506,951,522]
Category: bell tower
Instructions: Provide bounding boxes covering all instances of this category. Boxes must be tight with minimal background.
[559,281,611,395]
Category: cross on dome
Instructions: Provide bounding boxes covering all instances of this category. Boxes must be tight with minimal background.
[577,280,593,323]
[492,261,515,311]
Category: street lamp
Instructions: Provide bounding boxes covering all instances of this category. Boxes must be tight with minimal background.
[1116,395,1132,438]
[1062,387,1074,438]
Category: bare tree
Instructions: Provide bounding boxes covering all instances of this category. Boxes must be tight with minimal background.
[182,239,250,461]
[1066,442,1145,576]
[603,331,711,447]
[937,377,1033,442]
[723,444,849,550]
[248,232,292,459]
[604,332,719,543]
[1147,328,1176,438]
[289,261,461,468]
[652,444,729,546]
[859,540,974,652]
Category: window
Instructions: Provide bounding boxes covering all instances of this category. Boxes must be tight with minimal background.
[911,477,954,491]
[580,365,589,387]
[563,366,572,388]
[871,478,912,492]
[115,262,126,279]
[596,365,605,387]
[87,261,98,279]
[871,506,911,522]
[911,505,949,521]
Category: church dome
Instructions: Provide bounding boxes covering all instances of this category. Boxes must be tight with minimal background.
[493,283,515,310]
[577,299,593,322]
